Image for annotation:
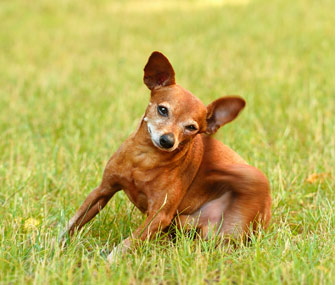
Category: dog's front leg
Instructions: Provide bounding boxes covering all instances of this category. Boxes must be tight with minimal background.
[107,194,178,262]
[107,212,173,262]
[61,182,121,240]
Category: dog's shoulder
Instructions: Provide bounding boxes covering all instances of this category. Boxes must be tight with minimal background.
[200,134,247,165]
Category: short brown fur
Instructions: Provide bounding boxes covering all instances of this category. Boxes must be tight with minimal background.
[62,52,271,262]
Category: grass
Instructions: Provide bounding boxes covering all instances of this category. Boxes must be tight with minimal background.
[1,0,335,283]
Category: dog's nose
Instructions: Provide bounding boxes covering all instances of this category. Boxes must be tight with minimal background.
[159,133,175,149]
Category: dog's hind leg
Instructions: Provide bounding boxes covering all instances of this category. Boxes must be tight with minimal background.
[207,164,272,236]
[175,164,271,240]
[176,192,236,239]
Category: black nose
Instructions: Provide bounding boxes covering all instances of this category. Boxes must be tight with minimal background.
[159,133,175,149]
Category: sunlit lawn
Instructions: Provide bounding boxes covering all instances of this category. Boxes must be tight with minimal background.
[0,0,334,283]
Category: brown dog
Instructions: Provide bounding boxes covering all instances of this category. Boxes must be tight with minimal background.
[62,51,271,262]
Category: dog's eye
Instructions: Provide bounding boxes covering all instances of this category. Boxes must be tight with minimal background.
[185,124,197,131]
[157,105,168,117]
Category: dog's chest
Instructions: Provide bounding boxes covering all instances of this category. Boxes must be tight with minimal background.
[120,168,163,213]
[124,187,149,213]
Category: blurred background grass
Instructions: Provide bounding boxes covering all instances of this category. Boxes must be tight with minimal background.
[0,0,335,283]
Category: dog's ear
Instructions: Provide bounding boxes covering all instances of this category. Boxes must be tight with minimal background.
[143,51,175,90]
[205,96,245,134]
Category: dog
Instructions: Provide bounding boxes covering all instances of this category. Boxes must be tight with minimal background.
[62,51,271,262]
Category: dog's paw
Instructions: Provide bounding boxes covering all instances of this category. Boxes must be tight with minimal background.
[106,246,120,263]
[107,239,131,264]
[58,230,69,248]
[107,244,127,263]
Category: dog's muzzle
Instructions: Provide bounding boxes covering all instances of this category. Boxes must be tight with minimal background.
[159,133,175,149]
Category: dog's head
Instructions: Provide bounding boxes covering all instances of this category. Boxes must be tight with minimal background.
[143,51,245,152]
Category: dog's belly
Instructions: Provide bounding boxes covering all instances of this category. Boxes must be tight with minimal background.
[177,191,245,237]
[193,191,233,223]
[177,176,230,215]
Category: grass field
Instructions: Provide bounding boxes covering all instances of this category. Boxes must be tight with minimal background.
[1,0,335,283]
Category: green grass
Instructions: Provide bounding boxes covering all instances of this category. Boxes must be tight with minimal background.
[1,0,335,283]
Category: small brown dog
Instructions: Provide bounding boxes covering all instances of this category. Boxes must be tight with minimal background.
[62,51,271,262]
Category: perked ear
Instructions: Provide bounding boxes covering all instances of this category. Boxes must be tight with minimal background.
[205,96,246,134]
[143,51,176,90]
